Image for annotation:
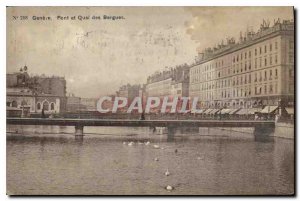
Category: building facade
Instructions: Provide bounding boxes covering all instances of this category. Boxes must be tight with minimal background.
[7,87,62,116]
[145,65,190,98]
[6,66,67,116]
[66,95,85,112]
[116,84,142,107]
[189,19,294,110]
[80,98,97,111]
[146,78,173,97]
[35,76,67,97]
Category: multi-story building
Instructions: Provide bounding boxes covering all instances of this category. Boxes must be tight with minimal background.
[34,75,67,97]
[7,87,63,116]
[66,94,84,112]
[145,65,190,98]
[66,96,99,112]
[189,19,294,110]
[171,81,189,97]
[80,98,97,111]
[7,67,67,98]
[144,65,190,112]
[7,70,30,87]
[116,84,141,107]
[146,78,173,97]
[6,66,67,116]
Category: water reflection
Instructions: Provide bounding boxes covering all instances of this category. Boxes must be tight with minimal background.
[6,125,294,195]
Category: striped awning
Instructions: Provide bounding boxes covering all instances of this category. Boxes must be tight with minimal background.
[236,108,248,115]
[260,106,278,114]
[210,109,220,115]
[248,108,263,114]
[207,109,214,114]
[220,108,231,114]
[191,109,205,114]
[203,109,213,114]
[229,108,241,115]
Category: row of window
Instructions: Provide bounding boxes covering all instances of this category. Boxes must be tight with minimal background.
[192,37,294,76]
[8,101,56,111]
[197,99,276,109]
[191,40,283,75]
[233,42,278,63]
[191,54,279,83]
[190,68,279,91]
[191,82,279,101]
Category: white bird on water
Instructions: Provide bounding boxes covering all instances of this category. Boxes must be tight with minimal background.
[166,185,173,191]
[128,142,134,146]
[154,157,159,161]
[145,141,150,146]
[165,169,170,176]
[153,145,160,149]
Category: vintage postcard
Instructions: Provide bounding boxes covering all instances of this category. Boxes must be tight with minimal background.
[6,6,294,195]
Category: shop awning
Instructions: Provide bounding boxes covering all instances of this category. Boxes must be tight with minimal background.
[203,109,212,114]
[236,108,248,115]
[191,109,205,114]
[260,106,278,114]
[248,108,263,114]
[285,107,294,115]
[236,108,263,115]
[208,109,215,114]
[210,109,220,115]
[229,108,241,115]
[220,108,231,114]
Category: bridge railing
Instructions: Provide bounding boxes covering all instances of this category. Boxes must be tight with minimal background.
[53,112,275,121]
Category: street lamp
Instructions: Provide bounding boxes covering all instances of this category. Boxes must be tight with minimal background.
[78,97,81,119]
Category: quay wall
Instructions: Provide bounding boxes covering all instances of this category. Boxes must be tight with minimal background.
[273,122,294,139]
[206,122,294,139]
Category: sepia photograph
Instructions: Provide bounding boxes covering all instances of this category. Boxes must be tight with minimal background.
[6,6,294,195]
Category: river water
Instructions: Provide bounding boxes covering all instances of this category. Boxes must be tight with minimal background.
[6,125,294,195]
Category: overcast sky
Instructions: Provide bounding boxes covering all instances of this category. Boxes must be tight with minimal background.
[7,7,293,98]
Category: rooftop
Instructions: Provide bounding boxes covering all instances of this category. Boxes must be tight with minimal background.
[194,19,294,64]
[147,64,189,84]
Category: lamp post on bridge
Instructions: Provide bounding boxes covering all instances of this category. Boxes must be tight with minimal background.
[78,97,81,119]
